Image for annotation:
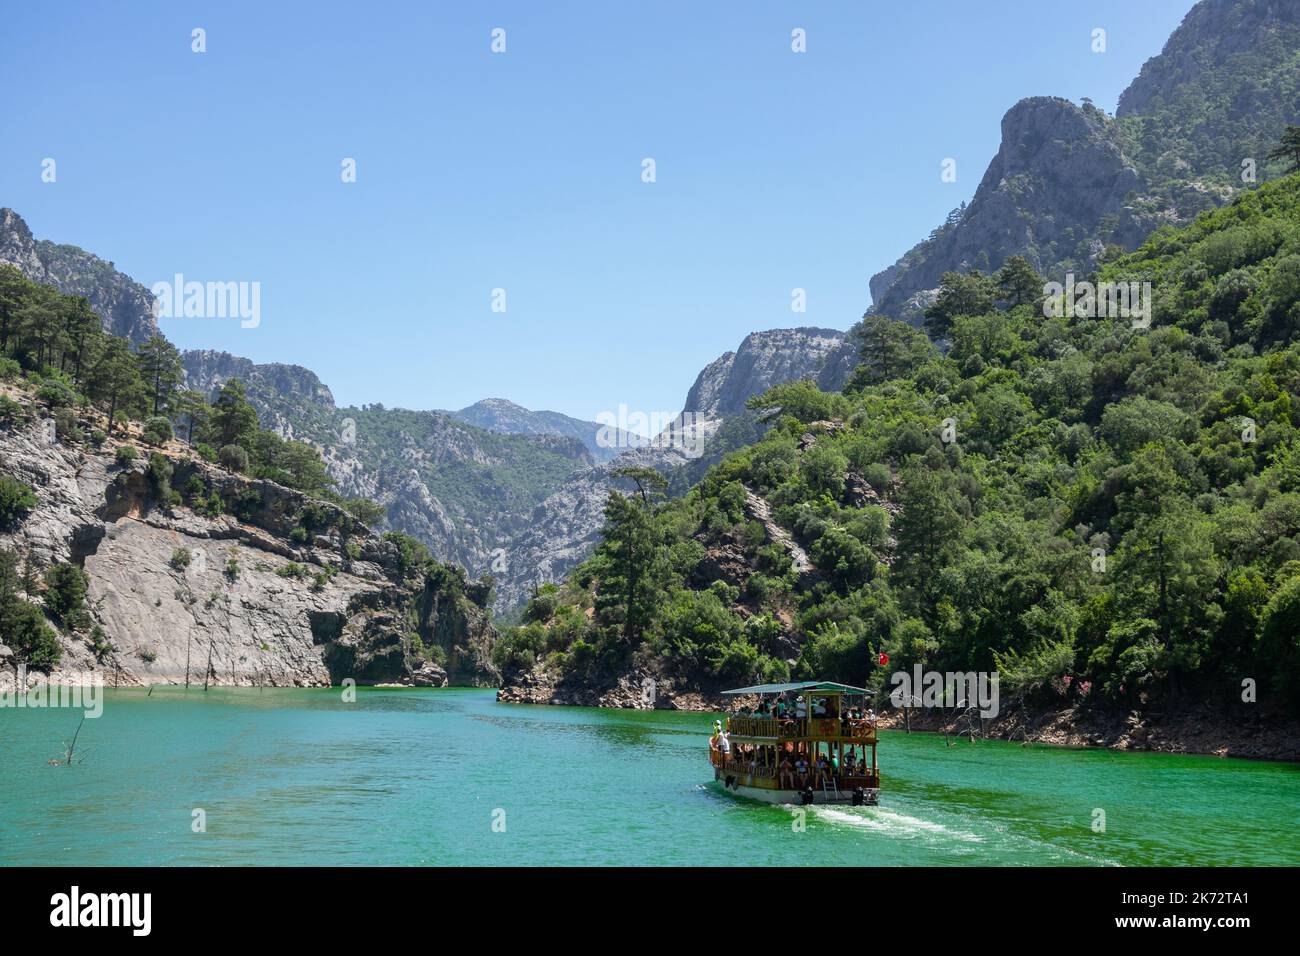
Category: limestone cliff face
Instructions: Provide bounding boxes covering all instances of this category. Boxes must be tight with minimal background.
[182,350,336,416]
[1117,0,1300,125]
[0,208,160,345]
[0,387,494,689]
[181,350,593,582]
[868,0,1298,323]
[869,98,1159,321]
[682,328,847,418]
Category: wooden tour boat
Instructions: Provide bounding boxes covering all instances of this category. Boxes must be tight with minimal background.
[710,681,880,806]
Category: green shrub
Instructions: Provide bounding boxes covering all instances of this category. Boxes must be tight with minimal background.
[5,600,61,669]
[170,548,192,570]
[89,625,114,663]
[115,445,139,466]
[142,416,174,446]
[43,563,89,629]
[276,562,310,580]
[310,567,336,592]
[0,395,24,426]
[36,379,78,409]
[218,444,249,472]
[148,453,174,503]
[0,476,38,528]
[54,407,84,444]
[862,463,892,494]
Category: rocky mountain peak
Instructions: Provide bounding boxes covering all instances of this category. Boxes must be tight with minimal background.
[182,349,336,410]
[0,207,161,345]
[1117,0,1300,119]
[682,327,848,419]
[867,0,1297,324]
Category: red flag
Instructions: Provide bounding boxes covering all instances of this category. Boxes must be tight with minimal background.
[878,652,889,667]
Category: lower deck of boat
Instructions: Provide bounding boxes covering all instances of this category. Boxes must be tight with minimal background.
[714,767,880,806]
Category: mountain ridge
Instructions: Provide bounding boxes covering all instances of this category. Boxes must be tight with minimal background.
[867,0,1299,322]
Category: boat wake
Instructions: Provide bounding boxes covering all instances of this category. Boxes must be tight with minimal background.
[811,804,1122,865]
[813,805,983,844]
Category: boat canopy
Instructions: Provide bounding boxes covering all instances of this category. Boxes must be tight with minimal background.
[721,681,869,696]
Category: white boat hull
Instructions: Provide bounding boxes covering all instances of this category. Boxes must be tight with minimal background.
[714,770,878,806]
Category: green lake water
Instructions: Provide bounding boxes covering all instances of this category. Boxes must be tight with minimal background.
[1,686,1296,866]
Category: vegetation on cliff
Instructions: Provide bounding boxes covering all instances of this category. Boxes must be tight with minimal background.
[500,173,1300,714]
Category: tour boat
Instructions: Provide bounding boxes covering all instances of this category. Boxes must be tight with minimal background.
[710,681,880,806]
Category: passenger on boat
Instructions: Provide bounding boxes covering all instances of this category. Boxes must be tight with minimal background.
[719,731,732,764]
[843,751,857,775]
[813,754,830,788]
[793,754,810,789]
[812,697,827,718]
[778,753,795,789]
[795,696,807,720]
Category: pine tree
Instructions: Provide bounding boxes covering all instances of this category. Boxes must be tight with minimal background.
[136,334,182,415]
[88,337,144,434]
[205,379,259,449]
[849,314,934,386]
[173,389,210,443]
[994,255,1044,308]
[1268,125,1300,174]
[596,466,668,643]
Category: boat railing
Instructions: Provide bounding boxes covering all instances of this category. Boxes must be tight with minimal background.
[726,717,784,737]
[726,716,879,742]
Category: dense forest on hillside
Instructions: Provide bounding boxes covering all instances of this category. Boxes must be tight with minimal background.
[0,264,387,516]
[498,173,1300,714]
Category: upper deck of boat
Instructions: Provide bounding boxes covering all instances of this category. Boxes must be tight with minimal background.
[721,681,879,744]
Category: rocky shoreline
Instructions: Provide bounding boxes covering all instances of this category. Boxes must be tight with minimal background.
[496,675,1300,761]
[0,392,499,693]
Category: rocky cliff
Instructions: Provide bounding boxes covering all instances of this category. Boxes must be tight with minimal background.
[869,98,1167,320]
[1117,0,1300,133]
[868,0,1297,322]
[178,326,853,617]
[183,349,336,412]
[180,350,594,582]
[0,383,496,689]
[681,328,848,418]
[0,208,160,345]
[490,328,856,613]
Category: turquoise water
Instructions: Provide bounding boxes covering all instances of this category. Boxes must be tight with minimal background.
[1,687,1296,866]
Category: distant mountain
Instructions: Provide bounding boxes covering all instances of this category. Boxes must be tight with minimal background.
[489,327,857,613]
[0,208,160,344]
[868,0,1299,323]
[180,350,593,576]
[446,397,640,463]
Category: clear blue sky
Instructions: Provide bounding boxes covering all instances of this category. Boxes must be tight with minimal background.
[2,0,1196,425]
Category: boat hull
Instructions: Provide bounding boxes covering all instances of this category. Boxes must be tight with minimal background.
[714,768,879,806]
